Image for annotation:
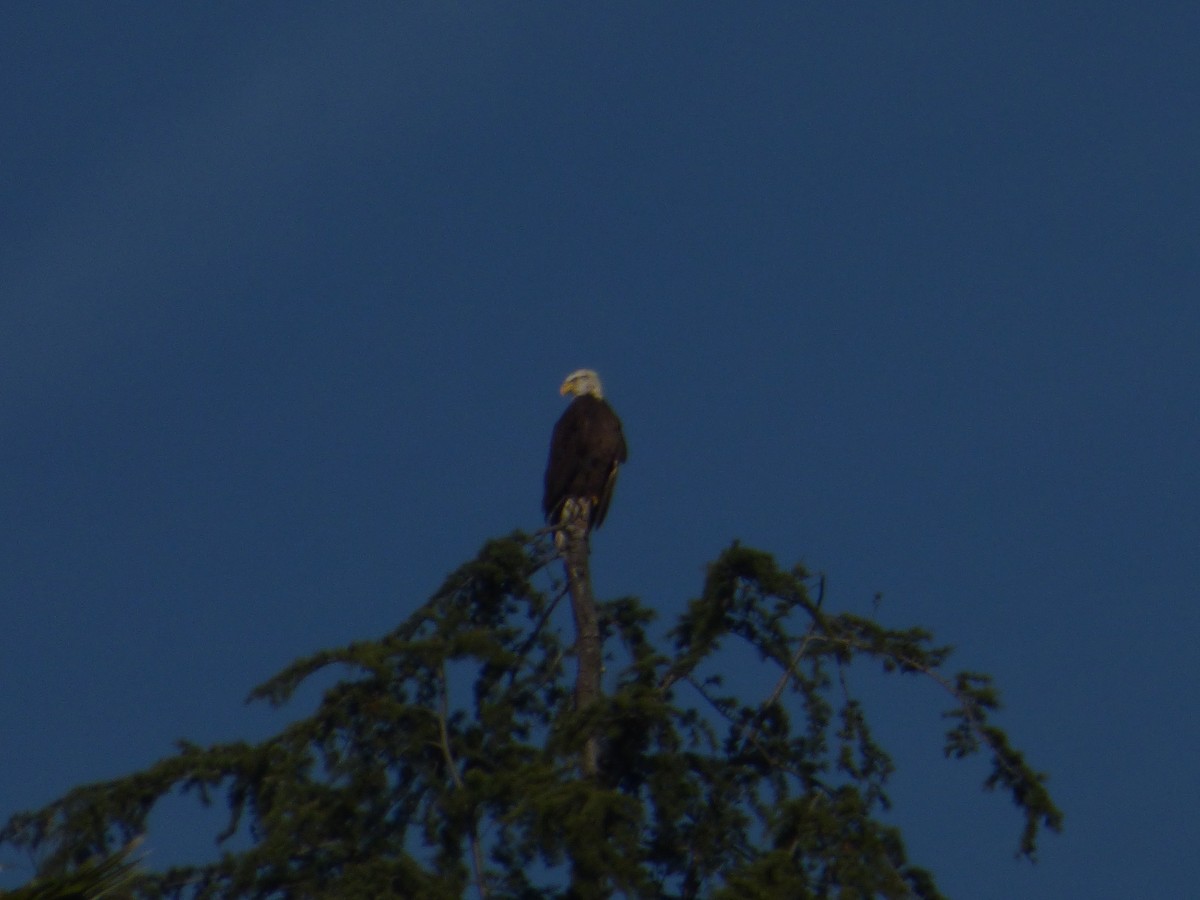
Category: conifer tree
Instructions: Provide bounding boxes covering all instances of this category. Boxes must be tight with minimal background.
[1,533,1061,898]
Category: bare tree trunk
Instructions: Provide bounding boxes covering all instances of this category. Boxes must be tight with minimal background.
[562,515,601,778]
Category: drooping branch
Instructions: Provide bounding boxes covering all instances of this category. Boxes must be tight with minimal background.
[437,662,489,899]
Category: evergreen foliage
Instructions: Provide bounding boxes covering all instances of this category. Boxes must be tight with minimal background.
[1,534,1061,898]
[4,838,143,899]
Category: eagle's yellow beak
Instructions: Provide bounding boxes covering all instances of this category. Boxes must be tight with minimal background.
[559,380,574,396]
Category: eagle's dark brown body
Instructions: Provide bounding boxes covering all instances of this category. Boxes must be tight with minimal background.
[543,394,628,531]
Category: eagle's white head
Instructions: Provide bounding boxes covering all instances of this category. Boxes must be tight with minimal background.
[560,369,604,399]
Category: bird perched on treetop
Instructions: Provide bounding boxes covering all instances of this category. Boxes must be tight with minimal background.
[543,369,628,540]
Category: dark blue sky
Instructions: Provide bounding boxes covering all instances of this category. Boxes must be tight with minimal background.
[2,5,1197,896]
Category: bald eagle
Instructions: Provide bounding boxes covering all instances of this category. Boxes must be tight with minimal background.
[543,369,628,536]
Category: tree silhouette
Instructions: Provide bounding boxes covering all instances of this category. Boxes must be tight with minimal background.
[1,533,1061,899]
